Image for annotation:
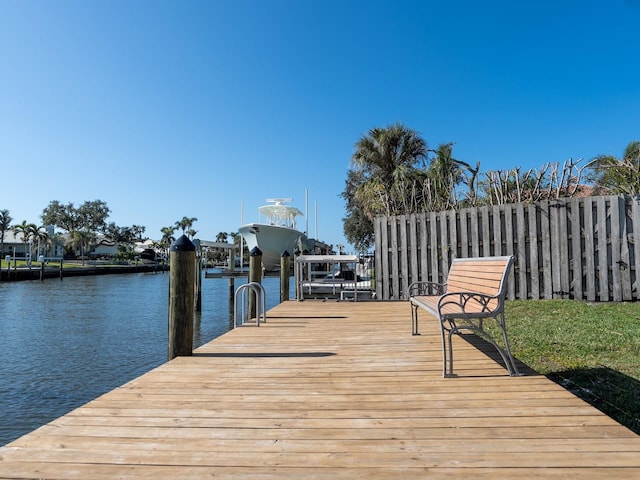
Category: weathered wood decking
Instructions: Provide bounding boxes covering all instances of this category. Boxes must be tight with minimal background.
[1,300,639,479]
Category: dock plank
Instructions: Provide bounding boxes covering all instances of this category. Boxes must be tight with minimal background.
[1,300,639,479]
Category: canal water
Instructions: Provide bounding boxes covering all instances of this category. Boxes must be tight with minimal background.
[0,271,291,446]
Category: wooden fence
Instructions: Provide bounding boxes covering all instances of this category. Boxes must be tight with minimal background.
[374,195,640,302]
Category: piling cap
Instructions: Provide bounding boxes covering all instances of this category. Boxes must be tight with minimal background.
[170,235,196,252]
[250,246,262,256]
[281,250,290,257]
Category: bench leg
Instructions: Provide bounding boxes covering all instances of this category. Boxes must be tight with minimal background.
[497,311,521,376]
[411,304,420,335]
[440,320,453,377]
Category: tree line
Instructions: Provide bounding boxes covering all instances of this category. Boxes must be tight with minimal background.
[342,123,640,252]
[0,201,200,265]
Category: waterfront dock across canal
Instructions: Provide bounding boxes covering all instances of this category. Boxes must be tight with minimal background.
[1,300,639,478]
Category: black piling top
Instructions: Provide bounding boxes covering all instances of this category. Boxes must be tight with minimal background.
[170,235,196,252]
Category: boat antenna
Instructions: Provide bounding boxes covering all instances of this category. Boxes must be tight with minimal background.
[305,189,309,237]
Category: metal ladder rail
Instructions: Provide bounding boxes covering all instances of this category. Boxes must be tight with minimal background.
[233,282,267,328]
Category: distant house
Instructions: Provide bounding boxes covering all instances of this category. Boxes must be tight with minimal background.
[1,228,64,259]
[1,229,118,260]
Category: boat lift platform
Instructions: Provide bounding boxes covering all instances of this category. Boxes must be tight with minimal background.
[295,254,372,301]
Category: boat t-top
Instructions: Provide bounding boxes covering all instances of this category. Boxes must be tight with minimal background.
[258,198,304,229]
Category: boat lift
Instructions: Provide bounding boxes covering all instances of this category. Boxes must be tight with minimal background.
[295,254,372,301]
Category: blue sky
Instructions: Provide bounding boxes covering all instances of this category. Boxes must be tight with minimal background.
[1,0,639,251]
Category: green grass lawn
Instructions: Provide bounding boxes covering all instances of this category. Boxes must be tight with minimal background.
[502,299,640,434]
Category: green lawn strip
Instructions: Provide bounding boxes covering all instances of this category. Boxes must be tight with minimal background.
[495,299,640,434]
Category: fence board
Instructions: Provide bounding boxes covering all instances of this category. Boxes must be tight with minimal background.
[459,209,468,258]
[619,199,632,300]
[418,214,428,286]
[559,200,570,298]
[610,199,622,301]
[539,201,553,299]
[481,206,491,257]
[375,196,636,302]
[568,198,583,300]
[470,207,480,257]
[583,197,596,301]
[516,203,528,299]
[430,211,439,283]
[633,198,640,297]
[596,197,609,301]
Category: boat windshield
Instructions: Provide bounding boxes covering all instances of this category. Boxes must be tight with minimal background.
[258,198,303,229]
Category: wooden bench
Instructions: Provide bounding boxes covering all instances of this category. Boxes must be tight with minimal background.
[408,256,520,377]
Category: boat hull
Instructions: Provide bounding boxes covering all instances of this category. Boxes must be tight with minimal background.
[239,223,307,271]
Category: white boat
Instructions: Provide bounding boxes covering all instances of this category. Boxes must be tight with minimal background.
[238,198,309,271]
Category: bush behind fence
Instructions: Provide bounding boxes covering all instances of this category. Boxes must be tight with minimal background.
[374,195,640,302]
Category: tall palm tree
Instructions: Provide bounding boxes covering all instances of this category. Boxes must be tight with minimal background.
[12,221,37,268]
[0,209,12,258]
[352,123,427,187]
[160,226,176,259]
[591,140,640,195]
[174,216,198,236]
[32,226,49,260]
[350,123,427,216]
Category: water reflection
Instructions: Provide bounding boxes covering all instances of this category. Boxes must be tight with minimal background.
[0,272,290,446]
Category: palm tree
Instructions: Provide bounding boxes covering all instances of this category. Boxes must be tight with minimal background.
[426,143,475,210]
[12,221,37,268]
[160,226,176,259]
[352,123,427,190]
[0,209,12,258]
[174,216,198,236]
[32,226,49,261]
[344,124,427,251]
[590,140,640,195]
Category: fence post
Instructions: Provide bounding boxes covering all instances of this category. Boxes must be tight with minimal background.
[168,235,196,360]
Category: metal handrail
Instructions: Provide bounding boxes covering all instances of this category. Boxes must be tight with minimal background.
[233,282,267,328]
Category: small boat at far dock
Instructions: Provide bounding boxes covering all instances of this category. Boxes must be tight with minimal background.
[238,198,309,271]
[139,248,158,265]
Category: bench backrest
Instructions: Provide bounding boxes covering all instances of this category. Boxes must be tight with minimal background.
[445,256,514,298]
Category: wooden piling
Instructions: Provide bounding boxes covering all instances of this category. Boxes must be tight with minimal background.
[168,235,196,360]
[248,247,262,319]
[280,250,290,302]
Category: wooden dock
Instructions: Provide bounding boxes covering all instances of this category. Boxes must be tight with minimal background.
[1,300,639,479]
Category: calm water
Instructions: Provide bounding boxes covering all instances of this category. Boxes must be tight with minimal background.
[0,271,290,446]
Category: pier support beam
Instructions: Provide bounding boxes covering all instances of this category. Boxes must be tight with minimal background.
[280,250,290,302]
[168,235,196,360]
[248,247,262,320]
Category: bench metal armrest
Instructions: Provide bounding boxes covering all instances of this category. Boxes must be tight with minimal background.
[437,291,502,318]
[406,281,446,299]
